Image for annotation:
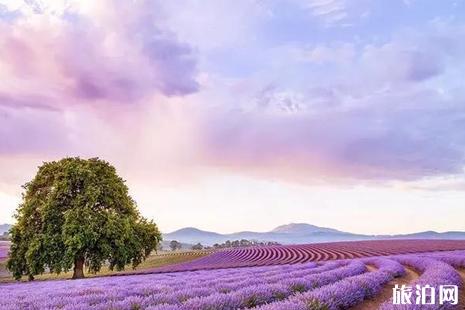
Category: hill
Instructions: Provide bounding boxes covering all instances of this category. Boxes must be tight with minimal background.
[271,223,341,234]
[163,223,465,246]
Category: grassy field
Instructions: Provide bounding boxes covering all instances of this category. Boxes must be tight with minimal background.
[0,250,212,283]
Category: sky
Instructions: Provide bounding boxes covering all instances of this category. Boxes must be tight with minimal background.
[1,0,465,235]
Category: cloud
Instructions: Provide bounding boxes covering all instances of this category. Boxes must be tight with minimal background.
[190,24,465,182]
[294,0,371,27]
[0,0,198,110]
[2,0,465,186]
[197,91,465,181]
[301,43,356,65]
[302,0,348,25]
[361,42,444,84]
[0,105,69,155]
[0,0,199,155]
[157,0,267,51]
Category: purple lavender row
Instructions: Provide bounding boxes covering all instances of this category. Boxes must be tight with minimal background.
[3,260,320,298]
[146,240,465,274]
[0,262,342,310]
[142,260,314,284]
[0,261,338,309]
[1,251,464,310]
[361,257,407,277]
[111,262,322,301]
[380,256,463,310]
[146,260,367,310]
[0,260,321,293]
[117,261,319,295]
[124,262,335,306]
[421,250,465,268]
[256,257,405,310]
[150,262,344,308]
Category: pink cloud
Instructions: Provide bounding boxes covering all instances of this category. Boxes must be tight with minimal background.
[0,0,198,111]
[196,85,465,182]
[0,105,69,155]
[1,1,465,186]
[0,0,199,155]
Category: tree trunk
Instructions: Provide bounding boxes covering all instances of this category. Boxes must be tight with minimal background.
[72,256,85,279]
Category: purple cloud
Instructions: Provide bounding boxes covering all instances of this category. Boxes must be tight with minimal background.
[0,105,70,155]
[198,82,465,181]
[0,0,198,110]
[2,0,465,185]
[0,0,199,155]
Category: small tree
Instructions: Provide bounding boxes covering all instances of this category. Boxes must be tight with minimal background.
[169,240,181,251]
[240,239,251,247]
[0,231,9,241]
[191,243,203,250]
[7,157,162,280]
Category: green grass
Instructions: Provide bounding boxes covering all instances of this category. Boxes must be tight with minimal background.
[0,250,211,283]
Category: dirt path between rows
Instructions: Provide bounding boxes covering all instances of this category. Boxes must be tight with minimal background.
[351,266,420,310]
[457,269,465,310]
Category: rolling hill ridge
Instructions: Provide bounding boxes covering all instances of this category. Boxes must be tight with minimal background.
[163,223,465,245]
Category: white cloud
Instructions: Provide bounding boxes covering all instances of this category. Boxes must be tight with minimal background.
[299,43,356,64]
[295,0,370,27]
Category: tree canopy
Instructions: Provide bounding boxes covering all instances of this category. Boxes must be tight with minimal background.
[7,157,162,280]
[191,243,204,250]
[169,240,182,251]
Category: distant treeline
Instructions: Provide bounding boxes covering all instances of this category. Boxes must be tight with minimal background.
[166,239,281,251]
[210,239,281,249]
[0,232,10,241]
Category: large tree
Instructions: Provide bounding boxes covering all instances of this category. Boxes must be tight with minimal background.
[7,157,162,280]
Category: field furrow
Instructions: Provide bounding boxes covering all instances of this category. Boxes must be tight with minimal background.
[1,241,465,309]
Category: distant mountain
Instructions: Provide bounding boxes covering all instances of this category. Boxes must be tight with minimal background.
[164,227,224,245]
[272,223,341,234]
[0,224,11,235]
[376,231,465,240]
[162,223,465,246]
[2,221,464,246]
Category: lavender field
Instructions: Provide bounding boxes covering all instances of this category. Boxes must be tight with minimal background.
[3,0,465,309]
[1,249,464,310]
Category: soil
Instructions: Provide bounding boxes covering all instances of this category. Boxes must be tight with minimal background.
[351,266,420,310]
[457,269,465,310]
